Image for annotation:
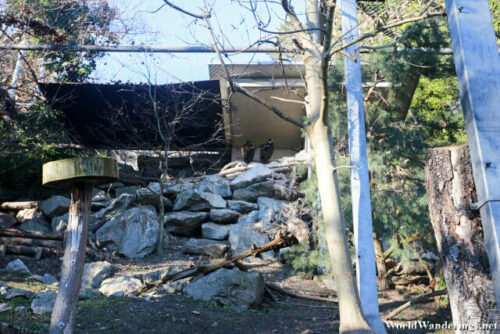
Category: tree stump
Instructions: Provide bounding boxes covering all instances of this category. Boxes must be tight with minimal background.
[43,157,118,334]
[425,145,499,331]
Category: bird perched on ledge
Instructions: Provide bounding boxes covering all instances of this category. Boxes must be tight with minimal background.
[259,138,274,163]
[241,140,256,164]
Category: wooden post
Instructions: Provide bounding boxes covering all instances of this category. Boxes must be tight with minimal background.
[445,0,500,307]
[42,157,118,334]
[339,0,385,332]
[425,145,499,329]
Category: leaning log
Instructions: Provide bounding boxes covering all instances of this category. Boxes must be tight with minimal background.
[0,228,63,241]
[0,201,38,211]
[0,236,63,249]
[5,245,58,258]
[425,145,500,328]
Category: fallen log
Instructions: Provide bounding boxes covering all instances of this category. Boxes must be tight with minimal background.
[266,283,338,303]
[138,234,287,294]
[0,228,63,241]
[4,245,59,259]
[0,201,38,211]
[0,236,63,249]
[383,289,447,321]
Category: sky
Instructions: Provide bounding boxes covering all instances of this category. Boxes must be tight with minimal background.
[93,0,304,84]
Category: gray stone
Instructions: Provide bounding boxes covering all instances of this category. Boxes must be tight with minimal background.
[31,291,56,314]
[401,259,436,275]
[141,270,162,285]
[82,261,116,289]
[0,212,16,228]
[198,175,232,198]
[202,223,230,240]
[279,247,291,263]
[164,211,209,236]
[115,186,139,198]
[227,200,258,214]
[92,189,109,202]
[91,201,110,212]
[79,288,102,300]
[5,288,33,299]
[99,276,143,297]
[97,182,124,191]
[209,209,239,224]
[16,208,50,233]
[161,280,186,294]
[230,164,273,190]
[173,189,226,211]
[5,259,30,275]
[237,211,259,225]
[94,194,136,220]
[42,274,58,286]
[51,213,68,233]
[39,195,70,219]
[162,181,196,196]
[229,223,273,260]
[15,306,28,313]
[96,206,159,258]
[184,238,228,258]
[232,181,275,202]
[257,197,285,222]
[136,187,173,211]
[184,268,264,311]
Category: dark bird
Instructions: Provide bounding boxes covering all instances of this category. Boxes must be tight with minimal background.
[259,139,274,163]
[241,140,256,164]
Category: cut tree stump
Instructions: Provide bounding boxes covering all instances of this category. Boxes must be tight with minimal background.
[425,145,500,329]
[43,157,118,334]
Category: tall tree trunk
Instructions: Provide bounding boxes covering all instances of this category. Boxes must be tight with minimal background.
[309,122,373,333]
[50,183,92,334]
[425,145,499,331]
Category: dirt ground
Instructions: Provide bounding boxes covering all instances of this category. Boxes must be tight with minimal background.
[0,239,452,334]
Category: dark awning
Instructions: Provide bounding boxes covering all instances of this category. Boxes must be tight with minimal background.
[39,80,225,150]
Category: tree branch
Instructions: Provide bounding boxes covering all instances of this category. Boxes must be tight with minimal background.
[162,1,209,19]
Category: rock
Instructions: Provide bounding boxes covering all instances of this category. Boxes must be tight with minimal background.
[15,306,28,313]
[286,218,310,245]
[5,259,30,275]
[5,288,33,299]
[230,164,273,190]
[232,181,275,202]
[136,187,173,211]
[173,189,226,211]
[92,189,109,202]
[141,270,162,285]
[209,209,239,224]
[257,197,285,222]
[161,280,186,294]
[31,291,56,314]
[91,201,110,212]
[184,238,228,258]
[39,195,70,219]
[94,194,136,220]
[237,211,259,225]
[51,213,68,233]
[42,274,58,286]
[16,208,50,233]
[115,186,139,198]
[197,175,232,198]
[279,247,291,263]
[184,268,264,311]
[229,223,273,260]
[0,212,16,228]
[82,261,116,289]
[227,200,258,214]
[96,206,159,258]
[402,259,436,275]
[97,182,124,191]
[202,223,230,240]
[162,181,196,196]
[164,211,209,236]
[99,276,143,297]
[79,288,102,300]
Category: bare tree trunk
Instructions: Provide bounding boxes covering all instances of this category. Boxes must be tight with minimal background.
[50,183,92,334]
[156,145,170,256]
[373,231,389,291]
[425,145,499,331]
[309,123,373,333]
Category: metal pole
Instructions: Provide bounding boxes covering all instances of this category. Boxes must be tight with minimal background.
[446,0,500,307]
[339,0,386,332]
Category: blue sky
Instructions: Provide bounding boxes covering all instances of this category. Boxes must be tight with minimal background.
[93,0,303,84]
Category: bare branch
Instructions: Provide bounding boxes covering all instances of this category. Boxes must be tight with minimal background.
[162,1,209,19]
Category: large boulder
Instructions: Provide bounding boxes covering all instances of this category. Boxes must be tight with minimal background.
[160,181,195,196]
[202,223,230,240]
[0,212,16,228]
[51,213,68,233]
[136,187,173,211]
[237,211,259,225]
[16,208,50,233]
[115,186,139,198]
[164,211,208,236]
[39,195,70,219]
[209,209,239,224]
[197,175,232,198]
[227,200,258,214]
[183,238,228,258]
[257,197,285,222]
[31,291,56,314]
[99,276,143,297]
[184,269,264,311]
[230,164,273,190]
[232,181,275,202]
[96,206,159,258]
[173,189,226,211]
[229,223,273,260]
[81,261,117,289]
[5,259,30,275]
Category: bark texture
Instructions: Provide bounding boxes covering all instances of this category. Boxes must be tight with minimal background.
[425,145,499,332]
[50,183,92,334]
